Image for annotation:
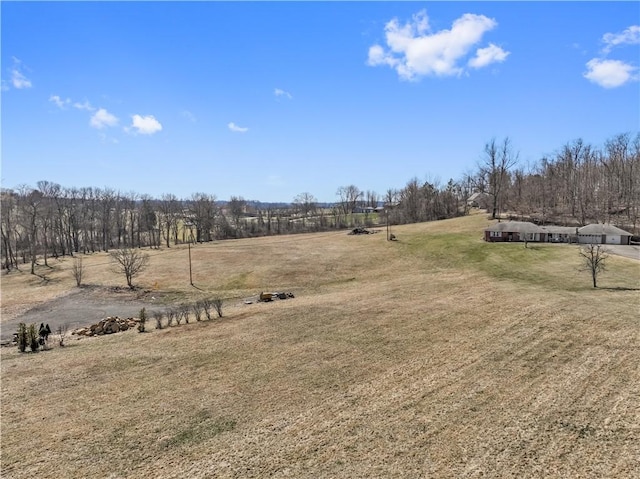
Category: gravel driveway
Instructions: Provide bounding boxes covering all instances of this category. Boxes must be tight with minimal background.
[0,288,164,343]
[604,244,640,261]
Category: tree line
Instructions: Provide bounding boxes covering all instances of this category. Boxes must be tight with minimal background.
[2,131,637,273]
[474,132,640,230]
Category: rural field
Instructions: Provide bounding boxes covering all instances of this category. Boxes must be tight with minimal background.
[1,214,639,478]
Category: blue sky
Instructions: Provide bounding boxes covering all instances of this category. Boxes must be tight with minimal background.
[2,1,639,203]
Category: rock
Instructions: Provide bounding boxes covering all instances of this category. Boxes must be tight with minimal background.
[103,320,120,334]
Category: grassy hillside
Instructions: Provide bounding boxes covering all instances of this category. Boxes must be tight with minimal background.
[1,214,639,478]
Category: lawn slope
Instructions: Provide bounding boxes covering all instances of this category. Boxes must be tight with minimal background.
[2,214,639,478]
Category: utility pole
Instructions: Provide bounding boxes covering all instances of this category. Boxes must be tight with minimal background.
[188,241,193,286]
[188,225,194,286]
[386,207,390,241]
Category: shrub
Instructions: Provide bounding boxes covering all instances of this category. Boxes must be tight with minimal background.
[153,310,164,330]
[167,308,176,327]
[192,301,204,322]
[17,323,27,353]
[71,256,84,287]
[212,298,224,318]
[179,304,190,324]
[27,324,40,352]
[138,307,147,333]
[201,299,213,320]
[57,324,68,347]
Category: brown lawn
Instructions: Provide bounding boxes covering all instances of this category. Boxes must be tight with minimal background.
[1,214,639,478]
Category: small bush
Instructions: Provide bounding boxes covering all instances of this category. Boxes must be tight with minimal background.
[153,310,164,330]
[192,301,204,322]
[212,298,224,318]
[201,299,213,320]
[179,304,190,324]
[138,307,147,333]
[27,324,40,352]
[167,308,176,327]
[57,324,68,347]
[17,323,27,353]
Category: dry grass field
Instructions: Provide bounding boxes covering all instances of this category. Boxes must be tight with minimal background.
[1,214,639,478]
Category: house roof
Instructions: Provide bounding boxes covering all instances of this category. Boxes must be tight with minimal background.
[485,221,542,234]
[467,192,489,202]
[541,226,577,235]
[578,223,632,236]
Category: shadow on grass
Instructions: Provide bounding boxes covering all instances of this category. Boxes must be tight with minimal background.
[600,286,640,291]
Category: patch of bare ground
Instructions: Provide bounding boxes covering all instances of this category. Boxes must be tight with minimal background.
[1,215,639,478]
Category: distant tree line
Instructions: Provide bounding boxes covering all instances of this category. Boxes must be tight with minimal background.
[2,132,637,273]
[471,132,640,230]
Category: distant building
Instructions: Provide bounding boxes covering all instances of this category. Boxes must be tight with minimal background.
[467,192,490,209]
[484,222,632,245]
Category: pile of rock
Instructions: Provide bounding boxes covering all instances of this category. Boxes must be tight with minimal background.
[73,316,139,337]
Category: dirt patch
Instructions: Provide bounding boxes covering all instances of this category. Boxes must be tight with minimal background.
[0,286,164,343]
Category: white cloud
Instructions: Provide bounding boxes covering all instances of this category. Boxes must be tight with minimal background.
[228,122,248,133]
[367,9,507,80]
[130,114,163,135]
[584,58,638,88]
[274,88,293,99]
[602,25,640,53]
[469,43,510,68]
[8,57,32,89]
[90,108,119,129]
[181,110,197,122]
[74,100,94,111]
[49,95,71,109]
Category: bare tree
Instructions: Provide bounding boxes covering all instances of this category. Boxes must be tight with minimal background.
[71,256,84,286]
[189,193,217,242]
[580,243,608,288]
[479,137,518,219]
[293,192,317,228]
[17,186,43,274]
[158,193,182,247]
[227,196,247,236]
[336,185,362,216]
[1,189,18,271]
[110,248,149,289]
